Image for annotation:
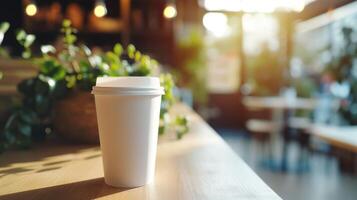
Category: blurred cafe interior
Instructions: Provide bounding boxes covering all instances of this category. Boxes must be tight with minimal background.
[0,0,356,200]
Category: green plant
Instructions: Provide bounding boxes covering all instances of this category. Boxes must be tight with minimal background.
[326,26,357,125]
[176,29,207,105]
[16,30,35,59]
[158,73,188,139]
[292,77,317,98]
[0,21,10,79]
[0,20,188,151]
[247,43,283,96]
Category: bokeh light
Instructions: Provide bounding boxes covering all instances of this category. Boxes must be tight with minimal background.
[163,4,177,19]
[94,2,107,18]
[25,3,37,16]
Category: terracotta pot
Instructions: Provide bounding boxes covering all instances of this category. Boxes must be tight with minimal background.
[53,91,99,144]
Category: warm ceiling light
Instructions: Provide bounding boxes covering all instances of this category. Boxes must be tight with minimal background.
[25,3,37,16]
[163,4,177,19]
[94,1,107,18]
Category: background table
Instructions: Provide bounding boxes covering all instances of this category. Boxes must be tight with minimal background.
[243,96,318,171]
[311,125,357,153]
[0,104,281,200]
[311,125,357,173]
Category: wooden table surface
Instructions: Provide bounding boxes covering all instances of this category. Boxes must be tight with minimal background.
[0,104,281,200]
[311,125,357,153]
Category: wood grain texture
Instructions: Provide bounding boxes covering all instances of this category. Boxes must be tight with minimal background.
[0,104,281,200]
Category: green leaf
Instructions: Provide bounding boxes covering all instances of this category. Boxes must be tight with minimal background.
[130,65,151,76]
[38,75,56,90]
[40,59,56,74]
[160,73,175,106]
[65,75,76,88]
[135,51,141,62]
[127,44,136,59]
[16,30,26,42]
[81,45,92,56]
[4,112,18,130]
[24,34,35,47]
[0,22,10,33]
[65,34,77,45]
[79,60,91,72]
[113,43,123,56]
[3,110,34,149]
[106,52,119,63]
[88,55,102,67]
[140,55,150,67]
[58,52,70,62]
[18,109,37,124]
[159,125,165,135]
[41,45,56,54]
[0,22,10,45]
[62,19,71,28]
[39,59,66,80]
[175,115,188,126]
[18,123,32,137]
[52,68,66,80]
[175,116,189,139]
[16,30,35,58]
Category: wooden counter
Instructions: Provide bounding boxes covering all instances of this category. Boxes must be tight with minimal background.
[0,104,281,200]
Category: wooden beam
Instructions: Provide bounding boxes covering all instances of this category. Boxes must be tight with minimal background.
[298,0,355,20]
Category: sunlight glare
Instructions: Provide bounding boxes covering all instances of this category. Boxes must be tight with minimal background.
[203,12,230,37]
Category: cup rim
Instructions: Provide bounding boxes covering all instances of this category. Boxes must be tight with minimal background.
[93,86,164,91]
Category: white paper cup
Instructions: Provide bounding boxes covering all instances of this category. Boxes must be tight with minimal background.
[92,77,164,187]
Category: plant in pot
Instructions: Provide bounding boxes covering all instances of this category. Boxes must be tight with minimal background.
[1,20,188,151]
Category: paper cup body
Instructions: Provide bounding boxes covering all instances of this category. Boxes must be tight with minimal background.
[92,77,163,187]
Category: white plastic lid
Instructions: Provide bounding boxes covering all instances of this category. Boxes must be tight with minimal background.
[96,77,160,88]
[92,76,164,96]
[93,86,163,91]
